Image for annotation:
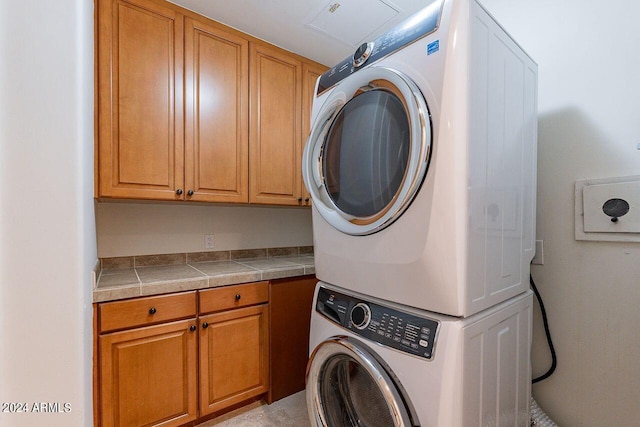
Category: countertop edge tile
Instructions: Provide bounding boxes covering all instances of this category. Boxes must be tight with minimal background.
[93,284,142,303]
[140,278,209,296]
[208,271,263,288]
[94,261,315,303]
[261,267,306,281]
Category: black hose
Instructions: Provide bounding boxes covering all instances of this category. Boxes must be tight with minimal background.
[530,274,557,383]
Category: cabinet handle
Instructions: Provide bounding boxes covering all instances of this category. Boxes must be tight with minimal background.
[235,294,241,301]
[202,322,209,329]
[297,197,303,203]
[148,307,157,315]
[187,190,194,196]
[176,189,183,195]
[305,197,310,203]
[189,325,196,332]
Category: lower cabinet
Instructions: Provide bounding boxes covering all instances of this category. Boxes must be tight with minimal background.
[99,320,199,427]
[97,282,270,426]
[198,282,269,416]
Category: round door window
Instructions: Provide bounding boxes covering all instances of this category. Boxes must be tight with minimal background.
[322,89,410,218]
[303,67,431,236]
[306,337,416,427]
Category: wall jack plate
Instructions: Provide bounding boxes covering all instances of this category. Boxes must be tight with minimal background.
[205,234,215,249]
[575,175,640,242]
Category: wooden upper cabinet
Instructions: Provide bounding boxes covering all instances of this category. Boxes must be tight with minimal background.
[249,43,303,206]
[184,18,249,203]
[301,62,328,206]
[97,0,326,206]
[97,0,184,200]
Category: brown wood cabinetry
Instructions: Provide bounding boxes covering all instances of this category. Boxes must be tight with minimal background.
[301,63,328,206]
[268,275,317,403]
[97,0,184,200]
[199,281,269,416]
[96,284,271,426]
[184,17,249,203]
[249,43,303,206]
[98,293,198,427]
[96,0,326,206]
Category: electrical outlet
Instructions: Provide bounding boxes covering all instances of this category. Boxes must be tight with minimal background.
[531,240,543,265]
[204,234,215,249]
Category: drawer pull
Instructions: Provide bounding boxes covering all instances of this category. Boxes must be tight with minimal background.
[235,294,241,301]
[202,322,209,329]
[189,325,196,332]
[148,307,157,315]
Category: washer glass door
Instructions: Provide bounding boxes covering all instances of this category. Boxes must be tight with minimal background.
[306,337,417,427]
[303,67,431,235]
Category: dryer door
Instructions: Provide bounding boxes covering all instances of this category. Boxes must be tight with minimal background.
[303,67,432,236]
[306,336,418,427]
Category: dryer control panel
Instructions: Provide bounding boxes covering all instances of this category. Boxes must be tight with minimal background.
[316,1,443,94]
[316,286,439,360]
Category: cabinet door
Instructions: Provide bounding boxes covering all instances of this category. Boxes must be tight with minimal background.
[99,319,198,427]
[249,43,303,205]
[199,304,269,415]
[97,0,184,200]
[301,62,328,206]
[185,18,249,203]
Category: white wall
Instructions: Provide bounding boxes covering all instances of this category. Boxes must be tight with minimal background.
[96,202,313,257]
[480,0,640,425]
[0,0,95,426]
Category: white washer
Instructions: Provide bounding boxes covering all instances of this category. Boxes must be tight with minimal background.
[306,282,533,426]
[302,0,538,317]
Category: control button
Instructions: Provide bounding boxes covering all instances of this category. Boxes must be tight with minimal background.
[350,303,371,330]
[385,333,392,339]
[401,340,411,347]
[393,336,402,342]
[421,327,431,335]
[410,343,419,350]
[419,339,429,347]
[353,42,375,68]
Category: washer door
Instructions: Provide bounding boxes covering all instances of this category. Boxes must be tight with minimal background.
[306,336,418,427]
[302,67,432,235]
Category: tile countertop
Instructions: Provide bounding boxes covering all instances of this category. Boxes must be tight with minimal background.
[93,254,315,303]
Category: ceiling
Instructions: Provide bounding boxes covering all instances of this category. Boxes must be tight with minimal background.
[169,0,434,66]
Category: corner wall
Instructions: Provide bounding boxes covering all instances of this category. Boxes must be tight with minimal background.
[0,1,96,425]
[480,0,640,425]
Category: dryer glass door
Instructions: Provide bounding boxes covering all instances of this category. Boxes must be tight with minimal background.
[306,337,417,427]
[303,67,431,236]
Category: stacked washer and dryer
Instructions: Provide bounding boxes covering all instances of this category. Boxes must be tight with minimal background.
[302,0,538,426]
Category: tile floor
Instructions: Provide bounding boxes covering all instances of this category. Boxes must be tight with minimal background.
[196,391,311,427]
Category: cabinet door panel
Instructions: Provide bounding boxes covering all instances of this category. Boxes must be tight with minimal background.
[249,43,302,205]
[98,0,184,200]
[199,305,269,415]
[99,319,197,427]
[301,63,328,206]
[185,18,249,202]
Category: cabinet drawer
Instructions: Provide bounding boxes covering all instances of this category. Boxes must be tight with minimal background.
[199,282,268,314]
[99,291,197,333]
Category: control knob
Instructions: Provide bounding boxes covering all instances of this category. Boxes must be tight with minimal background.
[350,303,371,330]
[353,42,374,68]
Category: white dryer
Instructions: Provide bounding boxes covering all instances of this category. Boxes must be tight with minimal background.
[302,0,538,317]
[306,282,533,426]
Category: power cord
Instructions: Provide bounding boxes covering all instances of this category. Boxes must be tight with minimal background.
[530,274,557,383]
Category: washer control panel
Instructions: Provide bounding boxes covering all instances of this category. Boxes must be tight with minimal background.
[316,1,442,94]
[316,286,439,360]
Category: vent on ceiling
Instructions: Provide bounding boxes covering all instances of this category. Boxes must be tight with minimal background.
[306,0,400,47]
